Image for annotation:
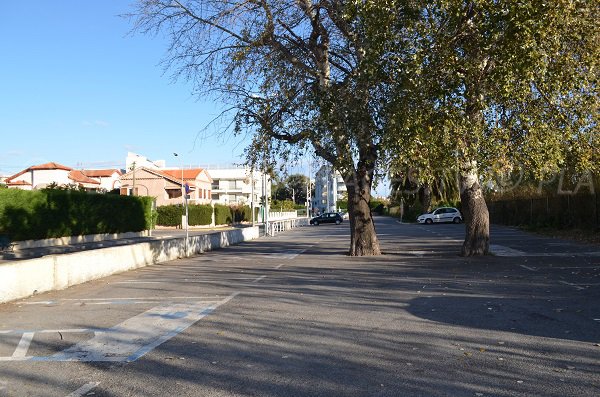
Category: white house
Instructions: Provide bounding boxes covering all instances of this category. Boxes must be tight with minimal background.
[312,165,347,214]
[4,162,102,191]
[207,167,270,208]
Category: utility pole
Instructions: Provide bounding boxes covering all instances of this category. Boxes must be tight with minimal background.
[251,169,255,226]
[173,153,188,253]
[306,159,311,217]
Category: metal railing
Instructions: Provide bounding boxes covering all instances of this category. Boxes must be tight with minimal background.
[267,217,309,236]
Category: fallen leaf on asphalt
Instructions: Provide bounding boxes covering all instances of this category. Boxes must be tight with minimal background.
[464,352,472,357]
[479,348,486,352]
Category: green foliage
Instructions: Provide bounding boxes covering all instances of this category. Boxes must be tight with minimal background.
[387,0,599,184]
[489,194,599,231]
[337,200,348,210]
[271,200,302,211]
[230,205,253,223]
[214,204,232,225]
[188,205,213,226]
[369,199,388,215]
[156,205,183,227]
[0,189,152,241]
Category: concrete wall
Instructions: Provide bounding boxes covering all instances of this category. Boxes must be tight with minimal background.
[0,226,259,304]
[14,231,150,250]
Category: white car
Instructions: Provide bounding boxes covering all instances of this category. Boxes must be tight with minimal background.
[417,207,463,224]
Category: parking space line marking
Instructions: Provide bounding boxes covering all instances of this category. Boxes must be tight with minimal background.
[520,265,537,272]
[61,296,219,301]
[558,281,585,290]
[275,263,284,269]
[12,332,34,358]
[252,275,267,283]
[65,382,100,397]
[0,293,240,363]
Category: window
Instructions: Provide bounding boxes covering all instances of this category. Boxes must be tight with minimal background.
[166,189,182,199]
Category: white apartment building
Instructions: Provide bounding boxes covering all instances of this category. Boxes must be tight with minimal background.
[312,165,347,214]
[207,167,271,208]
[125,152,166,172]
[312,165,348,214]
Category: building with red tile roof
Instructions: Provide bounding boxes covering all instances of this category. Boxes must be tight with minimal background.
[4,163,121,191]
[119,166,212,206]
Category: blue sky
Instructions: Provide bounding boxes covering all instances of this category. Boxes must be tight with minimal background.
[0,0,251,177]
[0,1,389,196]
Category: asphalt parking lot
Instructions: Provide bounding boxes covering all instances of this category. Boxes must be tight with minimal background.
[0,217,598,396]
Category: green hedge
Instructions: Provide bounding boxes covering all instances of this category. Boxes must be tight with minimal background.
[230,205,255,223]
[0,189,152,241]
[156,204,257,227]
[214,204,232,225]
[156,205,183,227]
[188,205,212,226]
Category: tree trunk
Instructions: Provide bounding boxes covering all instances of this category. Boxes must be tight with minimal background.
[459,161,490,256]
[345,172,381,256]
[420,184,432,213]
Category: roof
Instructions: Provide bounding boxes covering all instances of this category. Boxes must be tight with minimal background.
[162,168,212,182]
[68,170,101,185]
[29,162,72,171]
[6,162,73,182]
[121,167,196,187]
[6,180,31,186]
[82,169,122,177]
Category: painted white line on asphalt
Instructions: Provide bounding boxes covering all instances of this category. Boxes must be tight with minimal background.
[12,332,34,358]
[0,292,240,363]
[252,275,267,283]
[62,296,219,301]
[490,245,526,257]
[22,301,56,305]
[65,382,100,397]
[125,292,239,362]
[558,281,585,290]
[520,265,537,272]
[549,266,600,270]
[275,263,284,269]
[0,329,101,335]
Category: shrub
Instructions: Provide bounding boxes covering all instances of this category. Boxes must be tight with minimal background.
[0,189,152,241]
[156,205,183,227]
[214,204,232,225]
[188,204,212,226]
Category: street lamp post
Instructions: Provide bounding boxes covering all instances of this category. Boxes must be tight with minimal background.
[173,153,189,253]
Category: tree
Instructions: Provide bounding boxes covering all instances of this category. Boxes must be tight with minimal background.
[387,0,599,255]
[130,0,422,256]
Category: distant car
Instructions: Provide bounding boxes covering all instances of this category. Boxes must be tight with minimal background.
[310,212,343,225]
[417,207,462,224]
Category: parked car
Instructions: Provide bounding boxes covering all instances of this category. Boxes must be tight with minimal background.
[310,212,343,225]
[417,207,462,224]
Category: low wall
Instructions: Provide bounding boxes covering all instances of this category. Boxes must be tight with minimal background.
[0,227,259,304]
[14,231,151,250]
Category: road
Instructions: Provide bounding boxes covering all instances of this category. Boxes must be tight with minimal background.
[0,217,599,396]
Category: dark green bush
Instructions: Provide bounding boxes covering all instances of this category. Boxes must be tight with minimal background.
[0,189,152,241]
[156,205,183,227]
[229,205,254,223]
[188,204,212,226]
[214,204,233,225]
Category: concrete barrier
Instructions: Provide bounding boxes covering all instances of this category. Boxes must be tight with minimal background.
[13,231,151,250]
[0,226,259,304]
